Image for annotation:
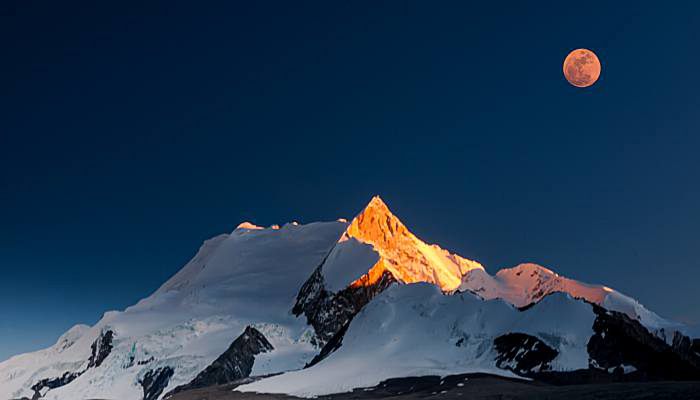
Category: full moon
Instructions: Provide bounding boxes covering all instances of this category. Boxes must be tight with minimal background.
[563,48,601,88]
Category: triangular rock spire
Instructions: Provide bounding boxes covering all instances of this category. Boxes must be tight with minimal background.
[343,196,484,291]
[346,196,409,248]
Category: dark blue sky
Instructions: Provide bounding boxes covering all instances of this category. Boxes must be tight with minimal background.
[2,1,700,361]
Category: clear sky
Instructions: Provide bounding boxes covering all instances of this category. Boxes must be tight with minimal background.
[2,1,700,361]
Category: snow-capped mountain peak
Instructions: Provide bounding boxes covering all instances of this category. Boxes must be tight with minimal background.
[344,195,409,244]
[338,196,485,291]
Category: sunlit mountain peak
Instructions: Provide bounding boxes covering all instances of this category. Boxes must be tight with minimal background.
[344,196,484,291]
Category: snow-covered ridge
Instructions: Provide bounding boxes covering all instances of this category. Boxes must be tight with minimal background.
[459,263,683,336]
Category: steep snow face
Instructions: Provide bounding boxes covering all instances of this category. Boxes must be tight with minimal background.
[325,196,485,291]
[55,324,91,352]
[0,221,347,400]
[238,284,596,397]
[319,238,379,292]
[154,233,230,294]
[459,263,683,337]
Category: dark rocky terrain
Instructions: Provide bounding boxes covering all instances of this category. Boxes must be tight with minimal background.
[167,373,700,400]
[23,330,116,400]
[293,255,396,348]
[166,326,274,398]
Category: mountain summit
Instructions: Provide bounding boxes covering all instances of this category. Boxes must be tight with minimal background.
[343,195,484,291]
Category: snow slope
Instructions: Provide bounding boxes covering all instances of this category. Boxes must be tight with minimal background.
[238,284,596,397]
[0,221,347,400]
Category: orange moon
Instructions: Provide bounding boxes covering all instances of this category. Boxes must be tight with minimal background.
[563,48,601,88]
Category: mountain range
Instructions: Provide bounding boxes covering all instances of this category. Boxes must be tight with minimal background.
[2,196,699,400]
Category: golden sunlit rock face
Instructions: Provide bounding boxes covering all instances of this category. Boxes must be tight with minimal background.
[345,196,484,291]
[563,48,601,88]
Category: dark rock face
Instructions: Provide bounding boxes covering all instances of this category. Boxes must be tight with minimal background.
[671,331,699,363]
[138,356,155,365]
[306,320,351,368]
[494,300,700,384]
[167,326,272,396]
[494,333,558,374]
[140,367,174,400]
[587,304,700,380]
[692,339,700,356]
[167,372,700,400]
[87,329,114,369]
[30,371,81,399]
[293,263,396,346]
[28,330,116,398]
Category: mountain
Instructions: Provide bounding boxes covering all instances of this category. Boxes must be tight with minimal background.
[1,196,697,400]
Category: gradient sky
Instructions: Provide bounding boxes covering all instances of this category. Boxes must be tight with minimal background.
[2,1,700,362]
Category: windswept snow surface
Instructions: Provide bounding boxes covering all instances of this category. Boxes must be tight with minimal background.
[0,221,347,400]
[238,284,596,397]
[321,237,379,292]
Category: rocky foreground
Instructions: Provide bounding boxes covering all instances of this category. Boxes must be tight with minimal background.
[169,373,700,400]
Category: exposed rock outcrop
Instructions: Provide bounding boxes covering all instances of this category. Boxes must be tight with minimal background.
[693,338,700,356]
[587,305,700,380]
[492,300,700,384]
[140,367,174,400]
[30,371,81,399]
[293,263,396,346]
[494,333,558,374]
[87,329,114,369]
[167,326,272,396]
[27,329,115,399]
[305,320,352,368]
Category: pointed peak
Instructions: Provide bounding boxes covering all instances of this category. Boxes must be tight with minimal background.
[343,195,484,292]
[367,195,388,209]
[358,195,396,220]
[355,195,403,224]
[346,196,409,247]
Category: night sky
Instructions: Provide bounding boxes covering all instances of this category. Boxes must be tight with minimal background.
[2,1,700,361]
